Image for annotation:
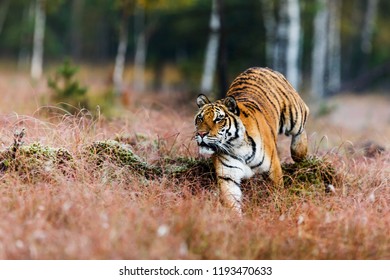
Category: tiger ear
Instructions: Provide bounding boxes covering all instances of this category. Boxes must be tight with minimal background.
[224,96,239,115]
[196,94,210,108]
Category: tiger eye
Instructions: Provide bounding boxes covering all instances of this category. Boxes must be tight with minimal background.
[215,115,225,123]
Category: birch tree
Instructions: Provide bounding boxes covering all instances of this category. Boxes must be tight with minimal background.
[260,0,276,67]
[132,0,195,92]
[113,0,133,95]
[133,5,146,92]
[327,0,341,92]
[286,0,301,89]
[361,0,379,54]
[273,0,288,74]
[31,0,46,80]
[200,0,220,95]
[311,0,328,99]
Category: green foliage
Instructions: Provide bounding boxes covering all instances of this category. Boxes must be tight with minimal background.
[47,59,89,114]
[43,0,65,14]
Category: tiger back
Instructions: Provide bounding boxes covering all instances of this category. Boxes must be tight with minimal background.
[195,67,309,214]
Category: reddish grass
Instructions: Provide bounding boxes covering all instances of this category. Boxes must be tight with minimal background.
[0,70,389,259]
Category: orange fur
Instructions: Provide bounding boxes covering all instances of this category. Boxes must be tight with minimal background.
[195,67,309,213]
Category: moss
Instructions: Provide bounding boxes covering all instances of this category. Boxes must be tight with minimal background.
[84,140,337,191]
[84,140,162,178]
[0,142,74,183]
[0,133,338,190]
[282,156,338,193]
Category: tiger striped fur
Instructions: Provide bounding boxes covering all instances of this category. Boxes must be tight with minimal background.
[194,67,309,214]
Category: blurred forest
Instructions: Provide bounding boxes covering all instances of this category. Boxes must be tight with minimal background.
[0,0,389,99]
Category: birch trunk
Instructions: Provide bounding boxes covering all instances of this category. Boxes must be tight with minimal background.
[113,16,129,95]
[361,0,379,54]
[133,6,146,92]
[260,0,276,67]
[201,0,220,95]
[327,0,341,92]
[311,0,328,99]
[286,0,301,89]
[31,0,46,80]
[273,0,288,73]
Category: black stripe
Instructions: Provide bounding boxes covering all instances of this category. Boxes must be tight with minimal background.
[217,176,240,186]
[251,152,265,169]
[245,133,256,164]
[232,115,240,140]
[289,105,295,133]
[241,109,249,118]
[217,157,243,171]
[279,112,285,134]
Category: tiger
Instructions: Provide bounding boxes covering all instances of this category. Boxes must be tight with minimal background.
[194,67,309,214]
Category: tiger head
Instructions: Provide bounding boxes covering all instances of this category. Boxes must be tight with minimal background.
[194,94,245,155]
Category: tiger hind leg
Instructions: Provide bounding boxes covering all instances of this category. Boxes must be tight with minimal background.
[290,130,308,162]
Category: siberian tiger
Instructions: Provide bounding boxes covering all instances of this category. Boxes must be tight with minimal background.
[194,67,309,214]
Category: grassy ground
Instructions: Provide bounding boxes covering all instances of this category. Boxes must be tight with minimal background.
[0,70,389,259]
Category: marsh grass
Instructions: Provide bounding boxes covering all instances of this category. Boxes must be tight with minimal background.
[0,75,388,259]
[0,115,387,260]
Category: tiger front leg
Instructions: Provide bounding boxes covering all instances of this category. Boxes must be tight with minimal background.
[268,150,284,187]
[217,175,243,215]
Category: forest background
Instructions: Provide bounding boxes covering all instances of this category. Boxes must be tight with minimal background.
[0,0,389,100]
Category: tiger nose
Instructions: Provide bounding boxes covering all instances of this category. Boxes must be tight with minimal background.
[197,131,208,138]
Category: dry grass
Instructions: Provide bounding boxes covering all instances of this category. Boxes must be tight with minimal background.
[0,70,389,260]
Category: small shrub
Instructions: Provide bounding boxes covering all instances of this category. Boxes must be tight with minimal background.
[48,59,89,114]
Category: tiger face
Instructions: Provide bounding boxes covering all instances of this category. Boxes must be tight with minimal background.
[195,94,244,155]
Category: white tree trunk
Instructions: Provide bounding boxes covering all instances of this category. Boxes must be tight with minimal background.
[134,6,146,92]
[260,0,276,67]
[113,19,128,95]
[311,0,328,99]
[286,0,301,89]
[31,0,46,80]
[273,0,288,73]
[201,0,220,94]
[361,0,379,54]
[327,0,341,92]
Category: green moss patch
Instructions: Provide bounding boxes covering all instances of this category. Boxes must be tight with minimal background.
[0,142,73,183]
[282,156,338,193]
[84,140,161,178]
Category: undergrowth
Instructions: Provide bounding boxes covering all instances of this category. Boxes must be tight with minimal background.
[0,128,339,191]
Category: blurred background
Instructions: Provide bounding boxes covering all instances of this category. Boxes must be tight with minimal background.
[0,0,389,122]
